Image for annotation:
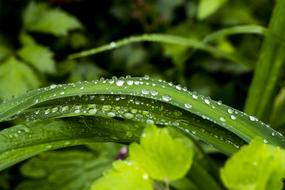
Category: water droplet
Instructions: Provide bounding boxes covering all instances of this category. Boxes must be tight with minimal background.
[116,80,124,87]
[141,89,149,95]
[249,116,257,121]
[50,84,57,89]
[162,95,171,102]
[230,115,236,120]
[52,107,58,113]
[124,113,134,119]
[192,94,198,99]
[88,108,97,114]
[263,139,268,143]
[62,106,69,112]
[184,103,192,109]
[74,109,81,114]
[150,90,158,96]
[127,80,133,85]
[45,109,50,115]
[175,85,182,90]
[146,119,154,124]
[220,117,226,122]
[204,99,210,104]
[228,108,234,114]
[107,112,116,117]
[110,42,116,48]
[143,75,150,80]
[60,91,65,95]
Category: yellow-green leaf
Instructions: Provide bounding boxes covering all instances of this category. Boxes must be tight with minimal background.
[129,125,194,182]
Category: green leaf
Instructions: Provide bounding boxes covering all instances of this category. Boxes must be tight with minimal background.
[0,117,143,171]
[23,2,82,36]
[0,57,40,99]
[18,44,56,74]
[17,149,114,190]
[91,160,153,190]
[129,125,194,182]
[221,138,285,190]
[198,0,227,20]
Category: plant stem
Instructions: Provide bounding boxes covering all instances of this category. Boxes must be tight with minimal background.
[245,0,285,122]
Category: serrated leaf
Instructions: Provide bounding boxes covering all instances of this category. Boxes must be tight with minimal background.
[91,160,153,190]
[0,57,40,99]
[129,125,194,182]
[18,44,56,74]
[23,1,82,36]
[198,0,227,20]
[17,150,114,190]
[221,138,285,190]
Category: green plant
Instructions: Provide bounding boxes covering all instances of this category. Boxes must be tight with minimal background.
[1,0,285,190]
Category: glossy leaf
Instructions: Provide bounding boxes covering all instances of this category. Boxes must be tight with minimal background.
[221,138,285,190]
[91,160,153,190]
[129,125,194,182]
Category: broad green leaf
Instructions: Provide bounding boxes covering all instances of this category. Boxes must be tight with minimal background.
[0,117,144,171]
[198,0,227,20]
[91,160,153,190]
[17,149,114,190]
[23,2,82,36]
[18,44,56,74]
[129,125,194,182]
[0,57,40,99]
[19,32,36,46]
[0,45,10,61]
[221,138,285,190]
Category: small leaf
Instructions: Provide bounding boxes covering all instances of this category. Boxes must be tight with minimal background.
[23,1,82,36]
[18,44,56,74]
[91,160,153,190]
[129,125,194,182]
[0,57,40,99]
[198,0,227,20]
[221,138,285,190]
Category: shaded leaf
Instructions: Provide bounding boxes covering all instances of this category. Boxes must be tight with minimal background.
[17,149,114,190]
[18,44,56,74]
[198,0,227,20]
[23,1,82,36]
[129,125,194,182]
[0,57,40,99]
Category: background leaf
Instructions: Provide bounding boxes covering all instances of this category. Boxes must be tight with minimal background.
[198,0,227,20]
[18,44,55,74]
[17,148,115,190]
[0,57,40,99]
[23,1,82,36]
